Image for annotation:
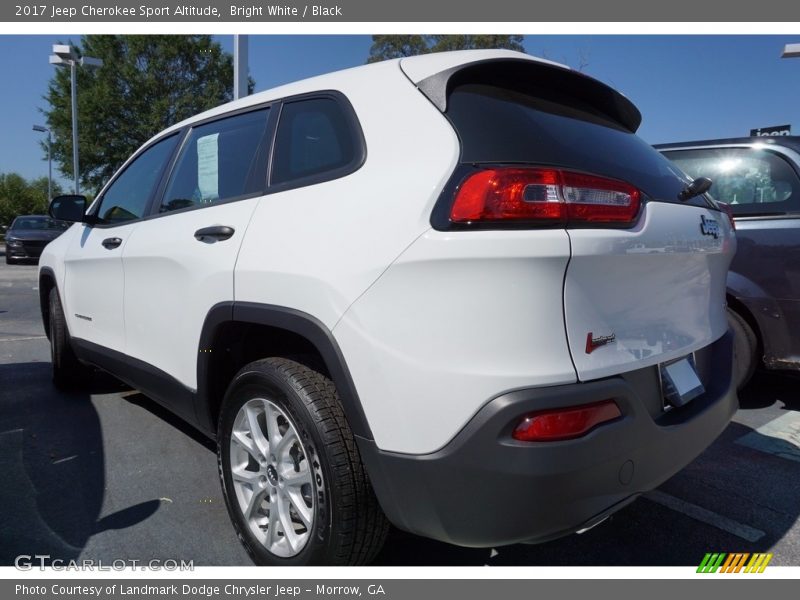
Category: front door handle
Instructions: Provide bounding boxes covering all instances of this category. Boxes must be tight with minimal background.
[102,237,122,250]
[194,225,235,243]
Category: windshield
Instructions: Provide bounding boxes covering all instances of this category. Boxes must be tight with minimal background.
[10,217,68,231]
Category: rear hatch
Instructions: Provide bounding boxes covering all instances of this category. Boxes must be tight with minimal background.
[405,54,735,381]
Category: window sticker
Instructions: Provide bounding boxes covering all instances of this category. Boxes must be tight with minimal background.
[197,133,219,202]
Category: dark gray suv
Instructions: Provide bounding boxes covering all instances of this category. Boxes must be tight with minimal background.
[658,137,800,387]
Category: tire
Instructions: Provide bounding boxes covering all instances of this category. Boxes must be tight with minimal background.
[48,287,90,390]
[5,254,11,264]
[727,307,758,390]
[218,357,388,565]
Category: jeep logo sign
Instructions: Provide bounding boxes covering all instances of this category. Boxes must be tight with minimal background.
[700,215,720,238]
[750,124,791,137]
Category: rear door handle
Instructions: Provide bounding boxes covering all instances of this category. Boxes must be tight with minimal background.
[194,225,235,242]
[102,237,122,249]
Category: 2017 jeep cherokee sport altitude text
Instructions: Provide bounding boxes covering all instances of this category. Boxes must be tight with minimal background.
[38,50,738,565]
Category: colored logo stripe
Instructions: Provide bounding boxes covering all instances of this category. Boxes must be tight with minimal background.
[697,552,773,573]
[745,553,773,573]
[697,553,726,573]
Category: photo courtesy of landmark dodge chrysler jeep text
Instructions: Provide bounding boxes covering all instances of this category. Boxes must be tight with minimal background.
[39,50,738,565]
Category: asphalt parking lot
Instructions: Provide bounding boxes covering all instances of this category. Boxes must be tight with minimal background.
[1,250,799,567]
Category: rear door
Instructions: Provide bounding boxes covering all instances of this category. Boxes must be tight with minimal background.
[121,106,273,411]
[663,144,800,367]
[436,60,735,381]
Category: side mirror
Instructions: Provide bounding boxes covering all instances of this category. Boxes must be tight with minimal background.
[49,194,87,223]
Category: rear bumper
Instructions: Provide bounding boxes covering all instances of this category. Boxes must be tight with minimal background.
[358,330,737,547]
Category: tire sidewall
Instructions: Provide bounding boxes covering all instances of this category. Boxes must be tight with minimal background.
[727,308,757,389]
[218,367,334,566]
[49,289,64,371]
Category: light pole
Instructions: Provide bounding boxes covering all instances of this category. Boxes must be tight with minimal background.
[32,125,52,203]
[49,44,103,195]
[234,35,249,100]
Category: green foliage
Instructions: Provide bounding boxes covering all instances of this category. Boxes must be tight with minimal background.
[367,35,525,63]
[367,36,430,63]
[429,35,525,53]
[43,35,240,193]
[0,173,64,228]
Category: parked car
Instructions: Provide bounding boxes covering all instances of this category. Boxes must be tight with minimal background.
[39,49,737,565]
[657,137,800,388]
[4,215,69,264]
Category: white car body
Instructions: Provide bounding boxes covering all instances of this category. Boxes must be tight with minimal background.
[39,50,737,553]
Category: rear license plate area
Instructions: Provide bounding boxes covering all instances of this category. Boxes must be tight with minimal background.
[659,355,705,411]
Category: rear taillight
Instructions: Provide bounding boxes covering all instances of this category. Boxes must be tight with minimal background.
[511,400,622,442]
[718,202,736,231]
[450,167,641,226]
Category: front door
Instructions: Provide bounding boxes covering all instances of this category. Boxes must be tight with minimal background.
[63,133,180,353]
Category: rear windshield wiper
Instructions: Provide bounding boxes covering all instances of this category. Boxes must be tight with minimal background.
[678,177,713,202]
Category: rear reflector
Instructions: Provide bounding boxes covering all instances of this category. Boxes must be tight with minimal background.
[450,167,640,226]
[511,400,622,442]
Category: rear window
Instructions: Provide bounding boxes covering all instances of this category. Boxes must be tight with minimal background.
[446,83,695,204]
[271,97,361,187]
[663,147,800,216]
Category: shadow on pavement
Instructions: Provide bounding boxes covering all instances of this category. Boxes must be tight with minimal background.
[123,393,215,452]
[0,362,160,565]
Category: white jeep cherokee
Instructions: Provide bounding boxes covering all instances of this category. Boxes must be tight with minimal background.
[39,50,738,565]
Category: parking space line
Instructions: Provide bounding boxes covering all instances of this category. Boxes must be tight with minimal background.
[735,411,800,464]
[0,335,47,343]
[644,490,765,542]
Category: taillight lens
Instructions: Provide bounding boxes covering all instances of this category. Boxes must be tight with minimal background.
[450,167,641,226]
[718,201,736,231]
[511,400,622,442]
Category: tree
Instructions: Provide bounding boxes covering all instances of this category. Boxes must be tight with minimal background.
[0,173,63,227]
[429,35,525,53]
[43,35,246,193]
[367,36,430,63]
[367,35,525,63]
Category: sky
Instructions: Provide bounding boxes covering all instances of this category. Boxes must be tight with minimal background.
[1,34,799,190]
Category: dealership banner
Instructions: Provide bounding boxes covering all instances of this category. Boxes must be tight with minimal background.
[4,579,799,600]
[3,0,800,22]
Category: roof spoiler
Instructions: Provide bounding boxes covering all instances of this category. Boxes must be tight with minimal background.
[414,58,642,133]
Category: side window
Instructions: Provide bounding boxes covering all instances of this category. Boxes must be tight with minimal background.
[160,108,270,213]
[271,97,361,186]
[666,148,800,216]
[95,134,179,224]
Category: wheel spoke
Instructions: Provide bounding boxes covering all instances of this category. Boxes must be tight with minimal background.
[282,467,312,489]
[277,492,301,552]
[231,429,259,459]
[266,493,279,547]
[264,401,281,447]
[244,486,267,520]
[275,428,298,456]
[232,466,261,485]
[245,404,269,455]
[286,488,313,529]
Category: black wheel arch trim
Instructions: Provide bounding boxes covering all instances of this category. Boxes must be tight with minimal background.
[38,266,57,340]
[197,301,374,440]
